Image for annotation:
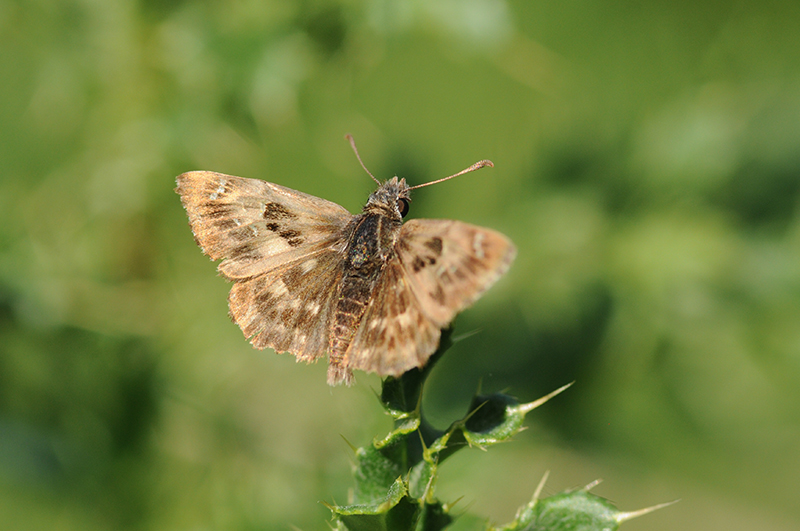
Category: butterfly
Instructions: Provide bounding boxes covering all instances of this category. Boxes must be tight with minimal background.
[176,136,516,385]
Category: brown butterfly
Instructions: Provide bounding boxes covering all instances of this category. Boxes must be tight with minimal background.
[176,136,516,385]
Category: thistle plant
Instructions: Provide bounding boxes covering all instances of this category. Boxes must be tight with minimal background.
[327,330,673,531]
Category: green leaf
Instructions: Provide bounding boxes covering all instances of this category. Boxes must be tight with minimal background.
[332,477,454,531]
[501,490,619,531]
[494,473,677,531]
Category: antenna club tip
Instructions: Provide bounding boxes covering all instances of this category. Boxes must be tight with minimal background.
[481,160,494,168]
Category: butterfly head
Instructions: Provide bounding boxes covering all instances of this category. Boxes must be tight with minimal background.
[365,176,411,221]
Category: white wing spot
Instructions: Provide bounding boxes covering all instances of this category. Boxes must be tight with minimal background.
[396,311,413,327]
[300,259,318,274]
[271,281,289,297]
[305,301,321,315]
[473,232,485,259]
[209,178,227,200]
[264,238,292,253]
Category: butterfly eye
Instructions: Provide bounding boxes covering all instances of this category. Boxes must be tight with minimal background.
[397,198,410,217]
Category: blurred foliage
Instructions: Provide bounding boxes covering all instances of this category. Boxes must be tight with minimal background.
[1,0,799,530]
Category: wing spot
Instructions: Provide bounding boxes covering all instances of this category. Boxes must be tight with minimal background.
[263,202,296,220]
[214,218,239,230]
[264,222,305,247]
[209,178,227,200]
[203,207,233,219]
[394,293,408,314]
[231,242,261,261]
[279,229,301,240]
[279,228,304,247]
[300,259,317,273]
[271,281,289,297]
[473,232,485,259]
[256,291,275,306]
[424,237,443,256]
[396,311,412,327]
[430,285,446,306]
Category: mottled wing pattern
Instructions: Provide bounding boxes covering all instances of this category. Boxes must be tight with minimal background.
[176,171,353,362]
[176,171,351,280]
[397,219,516,325]
[228,250,345,362]
[345,259,441,376]
[346,219,516,376]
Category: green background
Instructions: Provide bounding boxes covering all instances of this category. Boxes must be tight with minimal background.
[2,1,799,530]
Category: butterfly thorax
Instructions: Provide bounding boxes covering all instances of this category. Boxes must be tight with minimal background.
[327,178,409,385]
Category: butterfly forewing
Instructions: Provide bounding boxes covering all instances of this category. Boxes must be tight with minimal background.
[176,171,352,280]
[395,219,516,325]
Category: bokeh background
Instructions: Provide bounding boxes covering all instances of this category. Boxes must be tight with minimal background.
[2,1,799,530]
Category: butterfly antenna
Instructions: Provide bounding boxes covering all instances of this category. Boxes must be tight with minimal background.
[345,134,381,185]
[408,159,494,190]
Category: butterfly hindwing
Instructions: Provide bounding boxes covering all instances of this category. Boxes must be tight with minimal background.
[345,259,441,376]
[228,249,345,362]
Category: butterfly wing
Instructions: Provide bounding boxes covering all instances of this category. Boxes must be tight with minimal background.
[345,219,516,376]
[343,259,442,376]
[228,251,344,362]
[176,171,352,279]
[396,219,516,325]
[176,171,353,361]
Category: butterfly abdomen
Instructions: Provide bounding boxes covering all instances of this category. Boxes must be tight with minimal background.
[327,211,400,385]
